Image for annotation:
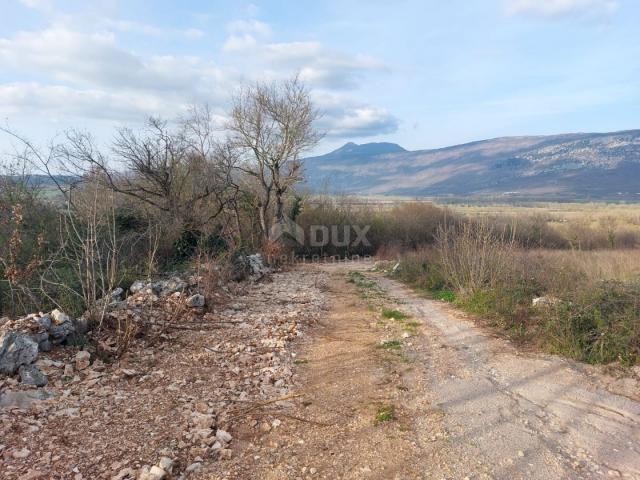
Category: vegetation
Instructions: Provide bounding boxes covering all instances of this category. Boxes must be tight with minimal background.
[0,77,319,323]
[2,75,639,368]
[374,404,396,424]
[381,308,408,320]
[390,220,640,366]
[377,340,403,351]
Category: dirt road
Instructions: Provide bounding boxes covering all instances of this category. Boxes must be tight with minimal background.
[240,262,640,480]
[2,261,638,479]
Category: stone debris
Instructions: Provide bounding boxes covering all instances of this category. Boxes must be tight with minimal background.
[532,296,561,308]
[231,253,271,281]
[75,351,91,371]
[18,364,48,387]
[0,331,39,375]
[185,294,205,308]
[0,267,327,479]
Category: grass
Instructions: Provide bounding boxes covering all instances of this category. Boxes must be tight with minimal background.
[346,271,376,289]
[396,245,640,366]
[381,308,408,320]
[431,290,456,302]
[402,321,421,334]
[379,305,421,334]
[377,340,402,350]
[374,404,396,424]
[346,271,389,303]
[293,359,309,365]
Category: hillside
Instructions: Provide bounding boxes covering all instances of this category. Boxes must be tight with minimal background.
[302,130,640,200]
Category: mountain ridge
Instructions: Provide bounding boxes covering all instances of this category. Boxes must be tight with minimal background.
[303,129,640,200]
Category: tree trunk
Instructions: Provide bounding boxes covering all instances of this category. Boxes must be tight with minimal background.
[258,202,269,241]
[274,189,285,228]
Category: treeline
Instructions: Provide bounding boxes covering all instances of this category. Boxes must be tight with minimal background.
[0,78,319,319]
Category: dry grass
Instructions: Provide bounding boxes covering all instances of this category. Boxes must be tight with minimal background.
[450,202,640,249]
[524,249,640,282]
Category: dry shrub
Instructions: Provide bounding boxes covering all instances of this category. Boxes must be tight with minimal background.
[524,249,640,283]
[295,199,454,257]
[260,239,289,267]
[376,243,403,261]
[435,221,516,296]
[194,251,235,306]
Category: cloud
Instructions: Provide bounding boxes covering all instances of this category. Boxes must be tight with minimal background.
[0,19,396,141]
[0,82,174,121]
[316,94,399,138]
[223,19,272,52]
[505,0,618,17]
[225,34,387,90]
[223,34,259,52]
[0,27,229,95]
[102,19,205,39]
[0,27,236,123]
[227,19,272,37]
[102,19,163,36]
[18,0,53,12]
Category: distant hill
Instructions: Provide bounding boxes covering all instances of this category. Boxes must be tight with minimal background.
[2,174,77,188]
[302,130,640,200]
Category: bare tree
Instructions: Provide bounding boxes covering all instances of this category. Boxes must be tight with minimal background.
[227,77,321,240]
[53,112,237,231]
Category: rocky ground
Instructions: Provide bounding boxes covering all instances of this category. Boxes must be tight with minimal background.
[2,260,640,479]
[0,265,327,479]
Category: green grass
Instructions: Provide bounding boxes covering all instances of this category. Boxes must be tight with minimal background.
[381,308,408,320]
[346,271,376,289]
[431,290,456,302]
[374,404,396,424]
[377,340,402,350]
[396,253,640,366]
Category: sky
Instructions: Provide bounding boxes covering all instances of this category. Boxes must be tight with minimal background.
[0,0,639,156]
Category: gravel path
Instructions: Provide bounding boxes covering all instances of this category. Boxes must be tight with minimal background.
[248,262,640,480]
[377,271,640,479]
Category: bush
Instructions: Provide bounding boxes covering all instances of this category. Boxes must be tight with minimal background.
[435,221,516,295]
[395,237,640,364]
[544,281,640,365]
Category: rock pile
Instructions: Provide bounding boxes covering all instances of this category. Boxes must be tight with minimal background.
[0,308,83,385]
[0,273,209,387]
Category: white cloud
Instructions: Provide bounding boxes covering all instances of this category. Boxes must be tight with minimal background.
[0,26,236,125]
[0,18,396,139]
[0,82,174,121]
[315,94,399,138]
[102,19,205,39]
[223,33,259,52]
[505,0,618,17]
[223,19,272,53]
[102,19,163,36]
[0,27,229,95]
[19,0,53,12]
[184,28,205,39]
[226,19,272,37]
[225,35,387,90]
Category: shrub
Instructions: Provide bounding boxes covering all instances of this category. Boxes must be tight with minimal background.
[395,235,640,364]
[435,221,516,296]
[544,281,640,364]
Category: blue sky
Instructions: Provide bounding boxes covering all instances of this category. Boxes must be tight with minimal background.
[1,0,639,155]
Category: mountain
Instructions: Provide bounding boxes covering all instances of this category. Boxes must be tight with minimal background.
[302,130,640,200]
